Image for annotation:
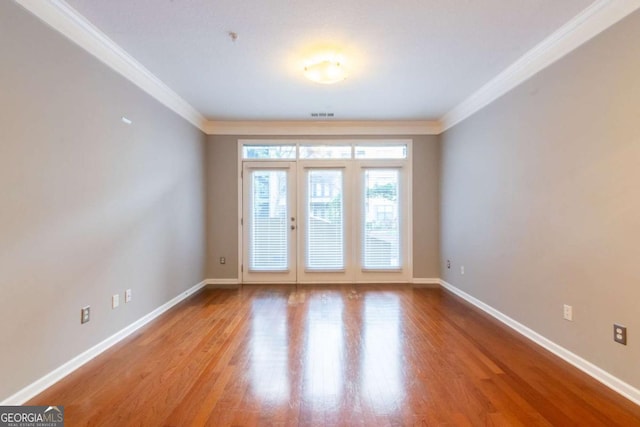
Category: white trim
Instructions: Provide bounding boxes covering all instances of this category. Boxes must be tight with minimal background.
[207,120,442,136]
[441,0,640,131]
[353,280,410,284]
[6,276,638,406]
[239,138,412,149]
[0,279,208,405]
[241,161,298,283]
[241,281,296,285]
[405,142,414,280]
[438,279,640,406]
[238,139,413,284]
[205,278,240,289]
[17,1,640,136]
[308,280,411,285]
[237,141,244,281]
[15,0,207,132]
[412,278,440,287]
[242,280,411,285]
[296,160,355,283]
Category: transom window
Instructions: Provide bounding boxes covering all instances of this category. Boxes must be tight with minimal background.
[240,140,411,284]
[242,141,408,160]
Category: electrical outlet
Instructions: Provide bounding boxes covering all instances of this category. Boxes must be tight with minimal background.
[614,324,627,345]
[112,294,119,309]
[447,260,451,269]
[81,306,90,324]
[563,304,573,321]
[219,257,226,265]
[125,289,132,303]
[460,266,465,275]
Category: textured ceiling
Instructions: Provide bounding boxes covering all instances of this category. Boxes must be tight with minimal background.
[65,0,594,121]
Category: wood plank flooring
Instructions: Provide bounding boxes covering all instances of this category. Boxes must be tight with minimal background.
[29,285,640,426]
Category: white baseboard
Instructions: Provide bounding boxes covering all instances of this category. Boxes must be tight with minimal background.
[205,278,240,289]
[0,279,208,405]
[412,278,441,288]
[439,279,640,406]
[6,277,638,407]
[239,280,413,285]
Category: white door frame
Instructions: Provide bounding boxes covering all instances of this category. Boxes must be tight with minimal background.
[354,160,411,283]
[297,160,354,284]
[241,161,297,283]
[238,139,413,284]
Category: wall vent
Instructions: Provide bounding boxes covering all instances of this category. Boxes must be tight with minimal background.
[310,112,334,118]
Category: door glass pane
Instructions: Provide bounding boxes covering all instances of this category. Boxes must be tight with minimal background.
[306,170,344,270]
[250,170,288,271]
[363,169,400,269]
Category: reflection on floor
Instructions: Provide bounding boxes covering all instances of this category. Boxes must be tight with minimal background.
[30,285,640,426]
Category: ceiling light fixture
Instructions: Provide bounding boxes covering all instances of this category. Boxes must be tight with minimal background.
[303,59,347,84]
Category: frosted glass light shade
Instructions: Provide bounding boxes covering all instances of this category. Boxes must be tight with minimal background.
[303,60,347,84]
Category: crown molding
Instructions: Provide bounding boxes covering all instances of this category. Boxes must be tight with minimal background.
[15,0,207,132]
[16,0,640,136]
[204,120,442,136]
[441,0,640,131]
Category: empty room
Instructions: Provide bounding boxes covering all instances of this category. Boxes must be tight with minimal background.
[1,0,640,425]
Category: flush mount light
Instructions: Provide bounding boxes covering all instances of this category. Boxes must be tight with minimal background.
[303,59,347,84]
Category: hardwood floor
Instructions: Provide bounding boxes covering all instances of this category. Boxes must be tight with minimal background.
[29,285,640,426]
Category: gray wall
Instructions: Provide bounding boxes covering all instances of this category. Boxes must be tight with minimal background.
[206,135,440,279]
[440,10,640,389]
[0,2,207,401]
[205,136,239,279]
[413,136,441,278]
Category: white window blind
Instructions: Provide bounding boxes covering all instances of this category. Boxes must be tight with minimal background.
[250,170,288,271]
[306,170,344,270]
[362,169,400,270]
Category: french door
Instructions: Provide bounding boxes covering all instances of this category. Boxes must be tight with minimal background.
[242,162,297,283]
[297,162,354,283]
[241,142,411,284]
[356,164,408,282]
